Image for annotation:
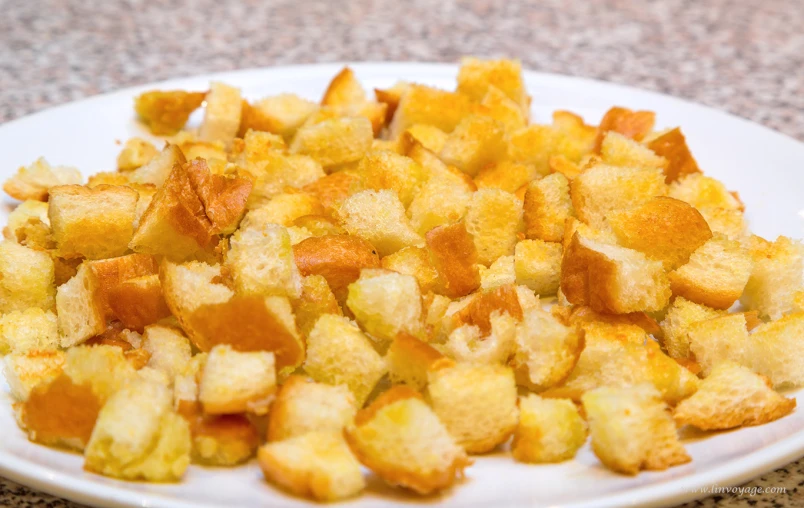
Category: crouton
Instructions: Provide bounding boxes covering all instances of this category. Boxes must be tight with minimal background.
[225,224,302,299]
[570,164,667,229]
[56,263,105,348]
[4,199,51,246]
[142,325,192,380]
[478,85,527,132]
[427,362,519,453]
[304,314,387,406]
[199,345,276,415]
[64,344,138,400]
[422,293,452,341]
[320,68,387,134]
[674,362,795,430]
[407,170,474,236]
[561,232,671,313]
[404,124,448,153]
[450,284,523,337]
[134,90,205,135]
[385,332,444,390]
[457,57,529,114]
[177,403,259,466]
[512,395,586,463]
[0,308,59,354]
[523,173,574,242]
[2,349,65,402]
[356,150,426,208]
[127,144,187,188]
[84,377,191,482]
[374,81,410,123]
[4,158,82,202]
[479,255,516,290]
[336,189,424,256]
[107,274,171,332]
[697,206,747,241]
[267,375,356,442]
[747,313,804,388]
[669,234,751,309]
[582,384,689,475]
[687,313,750,376]
[199,82,242,144]
[242,192,324,228]
[514,239,562,295]
[668,173,742,210]
[645,127,700,183]
[567,305,662,342]
[381,246,440,294]
[474,160,540,194]
[344,386,471,494]
[741,236,804,320]
[236,149,325,206]
[593,107,655,152]
[600,131,667,171]
[659,296,724,362]
[117,138,159,172]
[388,84,473,138]
[464,189,523,266]
[292,275,342,337]
[607,197,713,270]
[512,306,584,391]
[301,170,362,213]
[290,117,373,171]
[439,115,507,177]
[86,253,159,318]
[259,431,365,502]
[242,93,318,138]
[347,269,423,345]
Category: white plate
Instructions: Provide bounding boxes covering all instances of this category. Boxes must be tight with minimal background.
[1,63,803,508]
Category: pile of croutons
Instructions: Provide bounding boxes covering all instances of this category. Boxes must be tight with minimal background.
[1,57,802,502]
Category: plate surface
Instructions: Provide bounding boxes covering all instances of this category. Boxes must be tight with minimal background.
[1,63,803,508]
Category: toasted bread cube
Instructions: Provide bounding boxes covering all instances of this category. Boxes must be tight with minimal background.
[443,312,517,366]
[4,199,51,247]
[600,131,667,171]
[385,333,444,390]
[290,117,373,170]
[267,375,356,442]
[134,90,205,135]
[582,384,689,475]
[512,395,586,463]
[607,197,713,270]
[199,345,276,415]
[0,242,55,314]
[645,127,700,183]
[478,85,527,132]
[336,189,424,256]
[512,306,583,391]
[293,274,342,336]
[479,255,516,290]
[259,431,365,502]
[448,283,523,335]
[304,314,386,406]
[199,82,242,144]
[179,404,259,466]
[3,158,82,202]
[242,192,324,228]
[246,93,318,138]
[381,246,440,294]
[687,313,749,376]
[659,296,724,361]
[374,81,410,124]
[514,239,562,295]
[425,222,481,298]
[465,189,523,266]
[561,232,671,313]
[669,235,751,309]
[570,164,666,229]
[741,236,804,320]
[427,362,518,453]
[523,173,573,242]
[698,206,747,241]
[747,313,804,388]
[457,57,529,114]
[142,325,192,380]
[388,84,473,138]
[0,308,58,354]
[226,224,302,299]
[344,386,471,494]
[64,344,138,400]
[2,349,65,402]
[674,361,795,430]
[85,253,159,319]
[408,172,473,236]
[404,124,448,153]
[117,138,159,172]
[474,160,540,193]
[356,150,426,208]
[302,169,364,212]
[669,173,742,210]
[56,263,105,348]
[593,107,655,151]
[107,274,171,332]
[48,184,138,260]
[439,115,507,177]
[347,269,423,345]
[84,377,191,482]
[239,151,325,207]
[127,144,186,187]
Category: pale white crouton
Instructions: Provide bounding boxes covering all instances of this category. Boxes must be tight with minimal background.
[669,173,742,210]
[741,236,804,320]
[0,241,55,313]
[479,255,516,290]
[346,269,423,345]
[226,224,302,298]
[117,137,159,171]
[142,325,192,381]
[200,82,242,144]
[443,310,518,365]
[514,239,562,295]
[199,345,277,415]
[747,313,804,388]
[3,157,82,201]
[0,308,59,354]
[336,189,424,256]
[659,296,723,362]
[2,349,65,402]
[250,93,318,138]
[687,313,750,377]
[56,263,106,348]
[512,395,586,463]
[465,189,523,266]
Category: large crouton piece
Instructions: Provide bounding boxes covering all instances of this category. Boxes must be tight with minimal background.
[427,362,519,454]
[48,185,138,260]
[479,255,516,290]
[425,222,481,298]
[582,384,689,475]
[302,170,364,212]
[336,189,423,256]
[465,189,523,266]
[356,150,426,207]
[388,84,473,138]
[607,197,713,269]
[747,313,804,388]
[226,224,302,298]
[199,82,242,144]
[0,241,55,313]
[407,167,474,236]
[512,395,586,463]
[344,386,471,494]
[600,131,667,172]
[561,232,671,314]
[659,296,724,362]
[741,236,804,320]
[107,274,171,332]
[142,325,192,380]
[674,362,795,430]
[514,239,562,295]
[199,345,276,415]
[259,431,365,502]
[0,308,59,354]
[646,127,701,183]
[523,173,573,242]
[439,115,507,177]
[457,57,529,115]
[2,349,66,402]
[474,160,539,194]
[86,253,159,319]
[290,117,373,171]
[293,234,381,301]
[267,375,356,442]
[304,314,387,406]
[4,158,82,201]
[669,235,751,309]
[241,93,318,138]
[687,313,750,376]
[381,246,440,294]
[668,173,742,210]
[385,332,444,390]
[56,263,105,348]
[241,192,324,227]
[593,106,655,152]
[347,269,423,345]
[449,284,523,337]
[478,85,527,132]
[134,90,205,135]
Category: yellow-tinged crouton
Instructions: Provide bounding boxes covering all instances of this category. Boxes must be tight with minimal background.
[381,246,440,294]
[127,144,186,187]
[290,117,373,171]
[741,236,804,320]
[607,197,713,269]
[304,314,387,406]
[465,188,523,266]
[523,173,573,242]
[443,311,518,365]
[241,192,324,228]
[356,150,426,208]
[226,224,302,298]
[4,158,82,202]
[320,68,387,135]
[176,401,258,466]
[2,349,65,402]
[292,274,342,336]
[64,345,138,401]
[336,189,424,256]
[388,84,473,138]
[199,344,276,415]
[0,308,59,354]
[474,160,540,193]
[385,332,444,390]
[404,124,448,153]
[407,170,474,236]
[259,431,365,502]
[582,384,689,475]
[344,386,471,494]
[457,57,529,114]
[84,377,191,482]
[134,90,205,135]
[425,222,481,298]
[600,131,668,171]
[669,234,752,309]
[56,263,105,348]
[514,239,562,295]
[479,255,516,290]
[439,115,507,177]
[512,395,586,463]
[427,362,519,454]
[117,138,159,172]
[594,107,656,152]
[422,293,452,341]
[669,173,742,210]
[238,152,325,208]
[659,296,724,362]
[3,200,52,250]
[747,313,804,388]
[687,313,750,376]
[199,82,242,145]
[478,85,527,132]
[107,273,171,332]
[646,127,700,183]
[674,361,795,430]
[446,283,523,337]
[698,206,748,240]
[374,81,410,124]
[243,93,318,138]
[48,184,138,259]
[267,375,356,442]
[347,269,423,345]
[142,325,192,380]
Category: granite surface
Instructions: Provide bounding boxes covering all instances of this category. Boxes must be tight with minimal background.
[0,0,802,506]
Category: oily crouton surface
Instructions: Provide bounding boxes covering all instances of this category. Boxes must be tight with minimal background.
[512,395,586,463]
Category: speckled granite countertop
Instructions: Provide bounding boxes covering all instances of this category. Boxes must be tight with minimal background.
[1,0,803,506]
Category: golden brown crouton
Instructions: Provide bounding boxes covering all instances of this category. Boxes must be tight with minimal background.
[356,150,426,208]
[347,269,424,344]
[741,236,804,320]
[292,274,342,337]
[407,169,474,236]
[374,81,410,124]
[134,90,205,135]
[267,375,356,442]
[582,384,689,475]
[449,284,523,337]
[747,313,804,388]
[404,124,449,153]
[56,263,105,348]
[0,308,59,354]
[600,131,667,171]
[336,189,424,256]
[439,115,507,177]
[479,255,516,290]
[646,127,700,183]
[523,173,573,242]
[344,386,471,494]
[478,85,527,132]
[388,84,473,138]
[242,93,318,139]
[226,224,302,299]
[668,173,742,210]
[514,239,562,295]
[687,313,750,376]
[674,361,795,430]
[385,332,444,390]
[669,234,752,309]
[199,82,242,145]
[242,191,324,228]
[465,188,523,266]
[176,401,259,467]
[3,158,82,202]
[381,246,440,294]
[107,274,171,332]
[199,344,276,415]
[127,144,187,188]
[474,160,540,194]
[659,296,724,362]
[117,138,159,172]
[2,349,65,402]
[697,206,747,240]
[457,57,529,115]
[259,431,365,502]
[512,395,586,463]
[86,253,159,318]
[301,170,363,212]
[425,222,481,298]
[320,67,387,135]
[290,117,373,171]
[593,106,656,152]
